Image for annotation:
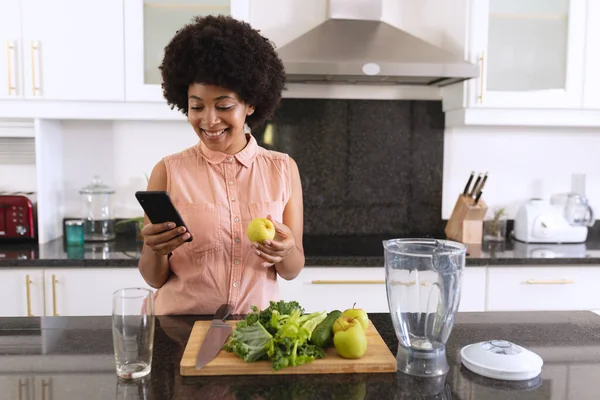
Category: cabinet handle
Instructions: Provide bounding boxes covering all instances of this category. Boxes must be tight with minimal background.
[524,279,575,285]
[30,40,40,96]
[311,280,385,285]
[477,51,485,103]
[25,275,34,317]
[52,274,59,316]
[41,380,50,400]
[6,40,16,95]
[18,379,27,400]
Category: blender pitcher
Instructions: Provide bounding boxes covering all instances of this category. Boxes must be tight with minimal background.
[383,238,466,377]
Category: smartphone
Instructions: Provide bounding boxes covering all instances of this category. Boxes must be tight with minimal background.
[134,190,193,242]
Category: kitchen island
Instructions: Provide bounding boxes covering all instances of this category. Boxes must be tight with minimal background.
[1,311,599,399]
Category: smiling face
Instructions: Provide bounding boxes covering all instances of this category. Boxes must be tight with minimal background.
[187,83,255,154]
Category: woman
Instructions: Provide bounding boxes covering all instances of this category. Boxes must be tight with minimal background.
[138,15,304,316]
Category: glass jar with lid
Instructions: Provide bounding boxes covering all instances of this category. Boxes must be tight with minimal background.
[79,176,116,241]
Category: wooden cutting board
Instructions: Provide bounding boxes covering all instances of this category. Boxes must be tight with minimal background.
[180,319,397,376]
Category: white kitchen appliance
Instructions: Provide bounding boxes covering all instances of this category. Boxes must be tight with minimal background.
[461,340,543,381]
[513,198,588,243]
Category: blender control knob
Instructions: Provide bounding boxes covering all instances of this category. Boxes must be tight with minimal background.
[15,225,27,235]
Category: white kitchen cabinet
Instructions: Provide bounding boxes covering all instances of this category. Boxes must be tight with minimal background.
[583,0,600,109]
[486,266,600,311]
[17,0,125,101]
[466,0,586,109]
[124,0,250,102]
[459,267,486,312]
[43,268,153,316]
[567,364,600,399]
[278,267,486,314]
[0,0,124,102]
[442,0,600,127]
[278,267,388,313]
[0,269,44,317]
[0,374,115,400]
[0,0,23,100]
[0,376,31,400]
[33,374,116,400]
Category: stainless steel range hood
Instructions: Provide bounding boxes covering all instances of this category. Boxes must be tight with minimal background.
[276,0,479,86]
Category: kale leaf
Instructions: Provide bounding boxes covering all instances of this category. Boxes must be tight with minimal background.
[223,301,328,371]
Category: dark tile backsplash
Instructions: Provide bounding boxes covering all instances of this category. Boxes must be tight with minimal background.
[253,99,446,256]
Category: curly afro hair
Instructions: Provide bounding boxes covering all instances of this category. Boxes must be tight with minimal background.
[159,15,286,130]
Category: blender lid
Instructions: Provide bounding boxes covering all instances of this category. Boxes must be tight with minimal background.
[460,340,543,381]
[79,175,115,194]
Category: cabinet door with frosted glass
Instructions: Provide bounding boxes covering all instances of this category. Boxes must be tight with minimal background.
[124,0,251,102]
[468,0,587,108]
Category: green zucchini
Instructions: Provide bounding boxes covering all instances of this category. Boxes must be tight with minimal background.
[310,310,342,348]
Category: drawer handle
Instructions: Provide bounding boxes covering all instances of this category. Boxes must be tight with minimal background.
[524,279,575,285]
[52,274,59,316]
[25,274,34,317]
[311,280,385,285]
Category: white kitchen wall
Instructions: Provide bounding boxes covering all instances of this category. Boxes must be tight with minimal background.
[0,165,36,192]
[55,120,600,223]
[60,120,198,219]
[442,126,600,220]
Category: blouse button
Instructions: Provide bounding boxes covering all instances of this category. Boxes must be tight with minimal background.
[228,180,234,185]
[235,237,241,243]
[233,281,238,288]
[234,259,240,265]
[227,157,233,163]
[234,217,240,223]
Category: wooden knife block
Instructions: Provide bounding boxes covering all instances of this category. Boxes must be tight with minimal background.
[445,194,488,244]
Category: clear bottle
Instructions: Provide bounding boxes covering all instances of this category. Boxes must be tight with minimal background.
[79,176,116,241]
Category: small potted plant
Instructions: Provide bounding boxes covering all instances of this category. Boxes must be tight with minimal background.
[116,173,148,241]
[483,207,507,242]
[116,216,145,241]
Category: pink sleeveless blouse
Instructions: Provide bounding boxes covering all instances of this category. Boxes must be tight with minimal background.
[153,134,291,315]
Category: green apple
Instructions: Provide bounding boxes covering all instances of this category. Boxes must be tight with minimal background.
[246,217,276,244]
[332,316,354,334]
[341,304,369,331]
[333,318,368,359]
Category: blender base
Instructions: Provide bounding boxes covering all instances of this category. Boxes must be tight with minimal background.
[396,345,449,377]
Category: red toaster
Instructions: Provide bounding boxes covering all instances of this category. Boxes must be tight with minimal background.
[0,195,35,239]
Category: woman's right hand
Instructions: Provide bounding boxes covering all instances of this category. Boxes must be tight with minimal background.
[141,222,191,255]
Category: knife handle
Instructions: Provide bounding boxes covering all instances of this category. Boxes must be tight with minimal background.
[215,303,233,321]
[469,173,483,197]
[462,171,475,196]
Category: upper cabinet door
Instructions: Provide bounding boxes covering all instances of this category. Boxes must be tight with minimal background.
[583,0,600,109]
[124,0,250,102]
[468,0,587,108]
[0,0,23,99]
[20,0,125,101]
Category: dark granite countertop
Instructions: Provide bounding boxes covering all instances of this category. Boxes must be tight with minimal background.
[2,233,600,268]
[1,310,600,398]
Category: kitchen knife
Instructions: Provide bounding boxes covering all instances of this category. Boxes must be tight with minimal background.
[195,303,233,370]
[476,172,489,194]
[469,173,483,197]
[462,171,475,196]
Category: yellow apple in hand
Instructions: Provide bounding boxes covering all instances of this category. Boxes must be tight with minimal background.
[333,318,368,359]
[341,303,369,331]
[246,217,276,244]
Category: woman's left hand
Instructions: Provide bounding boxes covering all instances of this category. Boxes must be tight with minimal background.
[252,215,296,268]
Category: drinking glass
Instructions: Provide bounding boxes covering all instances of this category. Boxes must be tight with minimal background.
[383,238,466,377]
[112,288,155,380]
